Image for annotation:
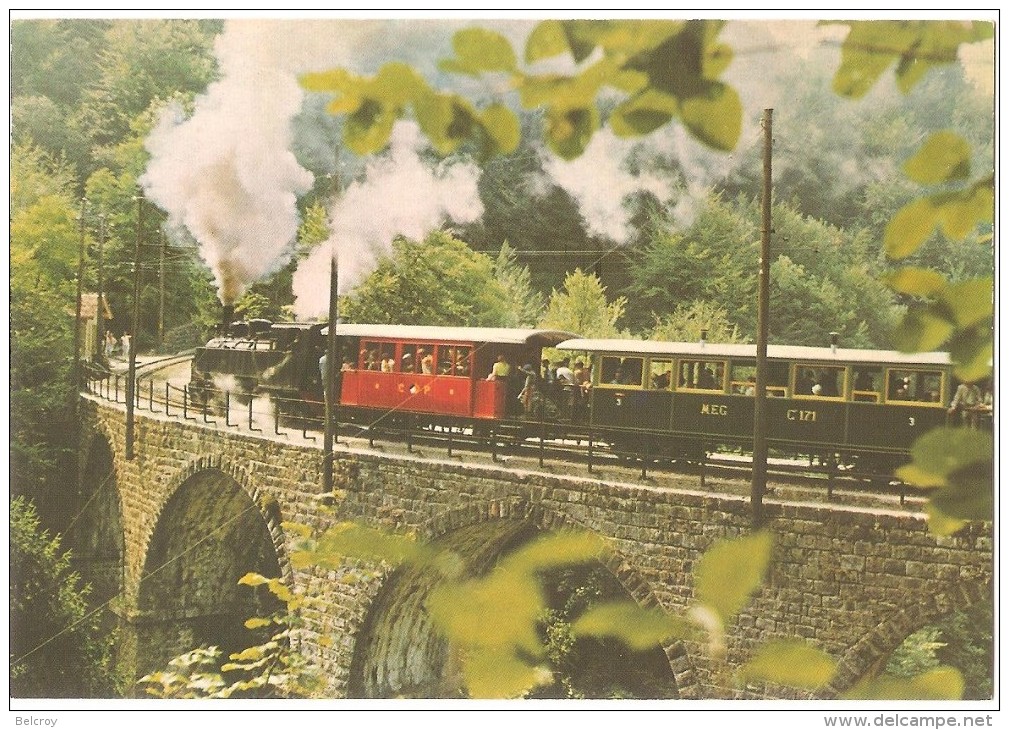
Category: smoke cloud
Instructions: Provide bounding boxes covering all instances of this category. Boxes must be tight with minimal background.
[291,121,484,320]
[141,22,320,305]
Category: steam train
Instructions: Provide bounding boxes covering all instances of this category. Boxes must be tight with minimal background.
[190,317,969,475]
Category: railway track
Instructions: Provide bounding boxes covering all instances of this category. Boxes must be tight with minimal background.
[85,360,925,512]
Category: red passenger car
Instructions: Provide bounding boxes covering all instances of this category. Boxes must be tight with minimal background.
[331,324,575,421]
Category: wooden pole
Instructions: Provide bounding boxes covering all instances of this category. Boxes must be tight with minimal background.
[158,229,166,349]
[73,198,87,396]
[126,193,143,460]
[751,108,773,526]
[323,254,339,491]
[96,213,106,366]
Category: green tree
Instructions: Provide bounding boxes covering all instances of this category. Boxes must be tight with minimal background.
[10,144,80,523]
[649,300,745,344]
[342,231,513,327]
[538,269,626,339]
[492,241,545,327]
[75,20,220,159]
[10,497,118,697]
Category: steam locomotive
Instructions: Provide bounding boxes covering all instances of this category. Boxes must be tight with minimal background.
[190,317,970,474]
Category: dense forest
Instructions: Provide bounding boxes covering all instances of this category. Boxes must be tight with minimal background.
[9,18,994,699]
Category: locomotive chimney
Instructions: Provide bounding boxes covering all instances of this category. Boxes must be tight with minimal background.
[221,303,235,331]
[700,328,708,348]
[830,331,839,355]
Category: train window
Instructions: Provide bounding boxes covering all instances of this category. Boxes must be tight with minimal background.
[730,363,756,395]
[647,359,673,390]
[360,342,382,371]
[436,346,471,377]
[852,367,883,403]
[399,344,419,373]
[677,360,725,391]
[793,365,845,399]
[377,343,395,372]
[600,356,644,387]
[887,369,944,405]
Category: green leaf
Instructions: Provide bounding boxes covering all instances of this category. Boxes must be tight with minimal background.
[890,306,955,353]
[447,28,517,75]
[500,530,606,574]
[299,68,356,93]
[414,91,476,155]
[680,82,742,151]
[884,197,939,259]
[903,131,972,184]
[479,103,521,156]
[525,20,570,63]
[428,570,543,653]
[830,21,992,99]
[313,522,432,568]
[243,617,273,630]
[610,90,678,137]
[843,667,964,700]
[896,427,993,530]
[739,640,838,689]
[898,427,992,486]
[883,267,947,297]
[344,99,396,155]
[545,105,598,160]
[923,502,969,537]
[461,646,550,699]
[694,531,772,623]
[946,324,993,382]
[940,277,993,328]
[238,573,270,587]
[572,601,695,650]
[937,179,994,240]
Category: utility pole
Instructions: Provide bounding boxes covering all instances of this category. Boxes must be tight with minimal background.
[751,108,773,526]
[73,198,88,398]
[158,228,166,349]
[126,192,143,460]
[323,254,339,492]
[96,212,107,366]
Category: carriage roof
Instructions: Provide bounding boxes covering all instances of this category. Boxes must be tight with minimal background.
[555,339,952,367]
[325,324,578,347]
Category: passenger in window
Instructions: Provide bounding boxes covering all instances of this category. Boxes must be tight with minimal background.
[401,351,415,373]
[949,381,982,425]
[796,369,815,395]
[381,357,394,373]
[744,376,756,396]
[652,370,671,390]
[854,371,875,392]
[420,349,434,374]
[488,354,511,380]
[698,367,717,389]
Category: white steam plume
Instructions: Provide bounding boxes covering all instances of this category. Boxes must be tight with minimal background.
[291,121,484,320]
[141,22,325,305]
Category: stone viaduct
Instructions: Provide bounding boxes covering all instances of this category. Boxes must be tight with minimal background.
[72,394,992,699]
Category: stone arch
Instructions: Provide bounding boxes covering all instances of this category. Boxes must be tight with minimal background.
[824,578,993,697]
[67,426,125,610]
[345,497,692,698]
[132,458,291,678]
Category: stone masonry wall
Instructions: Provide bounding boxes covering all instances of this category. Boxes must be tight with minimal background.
[81,397,993,699]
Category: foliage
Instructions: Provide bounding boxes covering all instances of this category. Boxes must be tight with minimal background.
[10,497,118,697]
[9,145,80,520]
[885,627,943,678]
[649,300,745,344]
[138,572,323,698]
[341,230,513,327]
[826,21,994,99]
[538,269,626,339]
[302,20,740,161]
[492,241,546,327]
[529,565,676,698]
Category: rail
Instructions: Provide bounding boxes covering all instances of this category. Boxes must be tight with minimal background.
[83,367,929,510]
